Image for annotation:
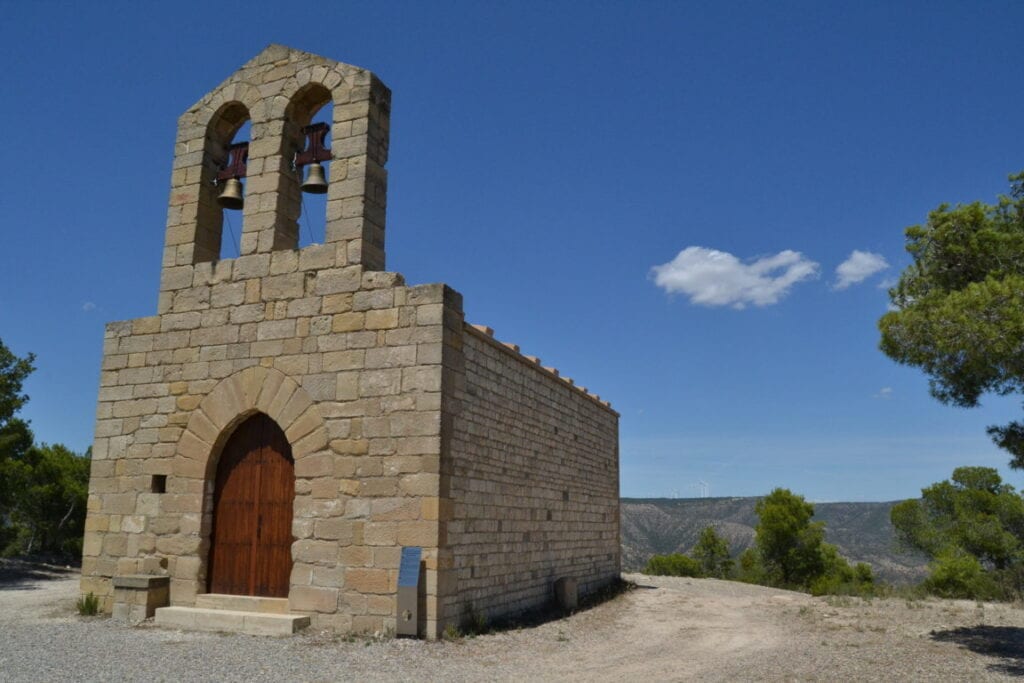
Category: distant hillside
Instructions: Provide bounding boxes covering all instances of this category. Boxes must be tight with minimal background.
[621,497,929,585]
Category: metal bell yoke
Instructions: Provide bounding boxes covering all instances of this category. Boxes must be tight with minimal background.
[296,122,332,194]
[216,141,249,210]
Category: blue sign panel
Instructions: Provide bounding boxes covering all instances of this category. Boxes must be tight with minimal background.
[398,546,422,588]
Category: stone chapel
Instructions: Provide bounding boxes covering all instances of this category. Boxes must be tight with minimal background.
[81,45,619,639]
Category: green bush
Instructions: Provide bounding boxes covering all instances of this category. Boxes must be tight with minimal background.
[735,548,767,585]
[990,564,1024,600]
[808,544,875,596]
[754,488,829,587]
[809,568,874,597]
[734,490,878,595]
[890,466,1024,602]
[641,490,886,598]
[924,550,999,600]
[891,468,1024,571]
[855,562,874,585]
[693,526,734,578]
[644,553,704,577]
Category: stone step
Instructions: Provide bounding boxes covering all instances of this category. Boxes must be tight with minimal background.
[154,606,310,636]
[194,594,291,614]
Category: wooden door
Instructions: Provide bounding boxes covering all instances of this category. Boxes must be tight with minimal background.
[208,413,294,597]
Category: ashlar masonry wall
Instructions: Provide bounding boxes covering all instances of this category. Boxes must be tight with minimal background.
[440,325,620,625]
[82,267,456,633]
[81,44,620,640]
[81,45,455,636]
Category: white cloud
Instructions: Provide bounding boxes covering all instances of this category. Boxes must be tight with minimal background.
[81,301,96,312]
[834,250,889,290]
[874,387,893,400]
[650,246,819,309]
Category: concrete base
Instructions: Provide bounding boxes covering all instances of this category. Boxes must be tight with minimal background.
[155,594,310,636]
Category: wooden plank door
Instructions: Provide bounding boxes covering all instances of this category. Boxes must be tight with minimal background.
[208,413,294,597]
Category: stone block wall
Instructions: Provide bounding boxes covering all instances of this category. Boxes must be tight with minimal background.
[440,325,620,626]
[160,43,389,273]
[82,45,619,640]
[82,248,454,632]
[111,575,169,625]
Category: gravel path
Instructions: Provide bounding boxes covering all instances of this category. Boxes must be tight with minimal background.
[2,566,1023,681]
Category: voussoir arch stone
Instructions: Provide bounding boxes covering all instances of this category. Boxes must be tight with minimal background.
[175,366,329,482]
[269,67,356,121]
[199,82,267,126]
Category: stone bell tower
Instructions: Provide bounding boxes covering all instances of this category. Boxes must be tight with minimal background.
[161,44,389,277]
[82,45,620,640]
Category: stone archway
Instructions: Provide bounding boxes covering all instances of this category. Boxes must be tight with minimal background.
[176,366,328,479]
[172,366,328,602]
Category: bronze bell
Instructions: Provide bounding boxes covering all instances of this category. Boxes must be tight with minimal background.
[217,178,244,210]
[301,162,329,194]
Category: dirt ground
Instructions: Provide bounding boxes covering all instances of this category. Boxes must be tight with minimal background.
[2,563,1023,681]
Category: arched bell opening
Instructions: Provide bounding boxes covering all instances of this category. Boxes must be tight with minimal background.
[215,119,252,259]
[205,412,295,598]
[281,83,335,250]
[195,102,251,263]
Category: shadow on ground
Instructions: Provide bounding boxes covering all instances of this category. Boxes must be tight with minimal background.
[931,625,1024,676]
[458,577,642,636]
[0,559,78,590]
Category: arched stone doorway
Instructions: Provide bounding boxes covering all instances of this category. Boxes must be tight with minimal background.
[207,413,294,597]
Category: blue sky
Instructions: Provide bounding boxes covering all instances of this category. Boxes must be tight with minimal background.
[2,1,1023,502]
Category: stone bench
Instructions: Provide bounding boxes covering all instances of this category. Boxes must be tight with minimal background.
[112,575,169,625]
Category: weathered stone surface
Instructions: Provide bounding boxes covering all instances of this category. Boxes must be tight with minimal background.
[345,568,390,594]
[289,585,339,613]
[82,45,619,643]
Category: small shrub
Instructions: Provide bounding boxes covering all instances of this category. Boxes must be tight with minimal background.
[442,623,461,641]
[471,610,488,635]
[76,592,99,616]
[989,564,1024,601]
[644,553,703,577]
[461,605,489,637]
[692,526,734,578]
[924,550,999,599]
[735,548,767,585]
[824,595,854,608]
[809,547,875,597]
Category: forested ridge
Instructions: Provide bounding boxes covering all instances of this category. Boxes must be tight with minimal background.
[621,496,929,584]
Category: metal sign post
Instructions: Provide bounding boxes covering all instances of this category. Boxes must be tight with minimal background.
[396,546,422,637]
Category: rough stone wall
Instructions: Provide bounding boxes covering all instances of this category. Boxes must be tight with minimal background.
[81,262,452,633]
[160,43,389,274]
[81,44,620,640]
[81,45,449,635]
[441,325,620,625]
